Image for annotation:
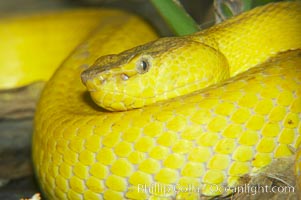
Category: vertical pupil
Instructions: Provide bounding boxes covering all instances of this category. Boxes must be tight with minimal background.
[141,61,147,71]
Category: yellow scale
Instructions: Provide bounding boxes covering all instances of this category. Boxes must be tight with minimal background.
[0,2,300,200]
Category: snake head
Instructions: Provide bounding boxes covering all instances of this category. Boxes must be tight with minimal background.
[81,37,229,111]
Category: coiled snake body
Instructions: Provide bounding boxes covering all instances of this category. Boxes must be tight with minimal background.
[2,2,300,200]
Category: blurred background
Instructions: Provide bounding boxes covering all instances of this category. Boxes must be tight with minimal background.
[0,0,215,36]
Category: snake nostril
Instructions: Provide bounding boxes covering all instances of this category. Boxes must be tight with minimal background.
[98,75,106,84]
[120,73,129,81]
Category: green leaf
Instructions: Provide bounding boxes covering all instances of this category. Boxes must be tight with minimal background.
[149,0,200,36]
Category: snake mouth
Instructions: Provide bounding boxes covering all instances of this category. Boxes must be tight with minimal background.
[86,76,218,111]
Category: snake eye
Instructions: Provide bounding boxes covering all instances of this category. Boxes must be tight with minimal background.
[136,59,150,74]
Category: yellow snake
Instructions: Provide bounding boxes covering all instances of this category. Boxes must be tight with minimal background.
[0,2,300,199]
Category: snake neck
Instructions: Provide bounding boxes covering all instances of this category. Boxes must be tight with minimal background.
[190,1,301,77]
